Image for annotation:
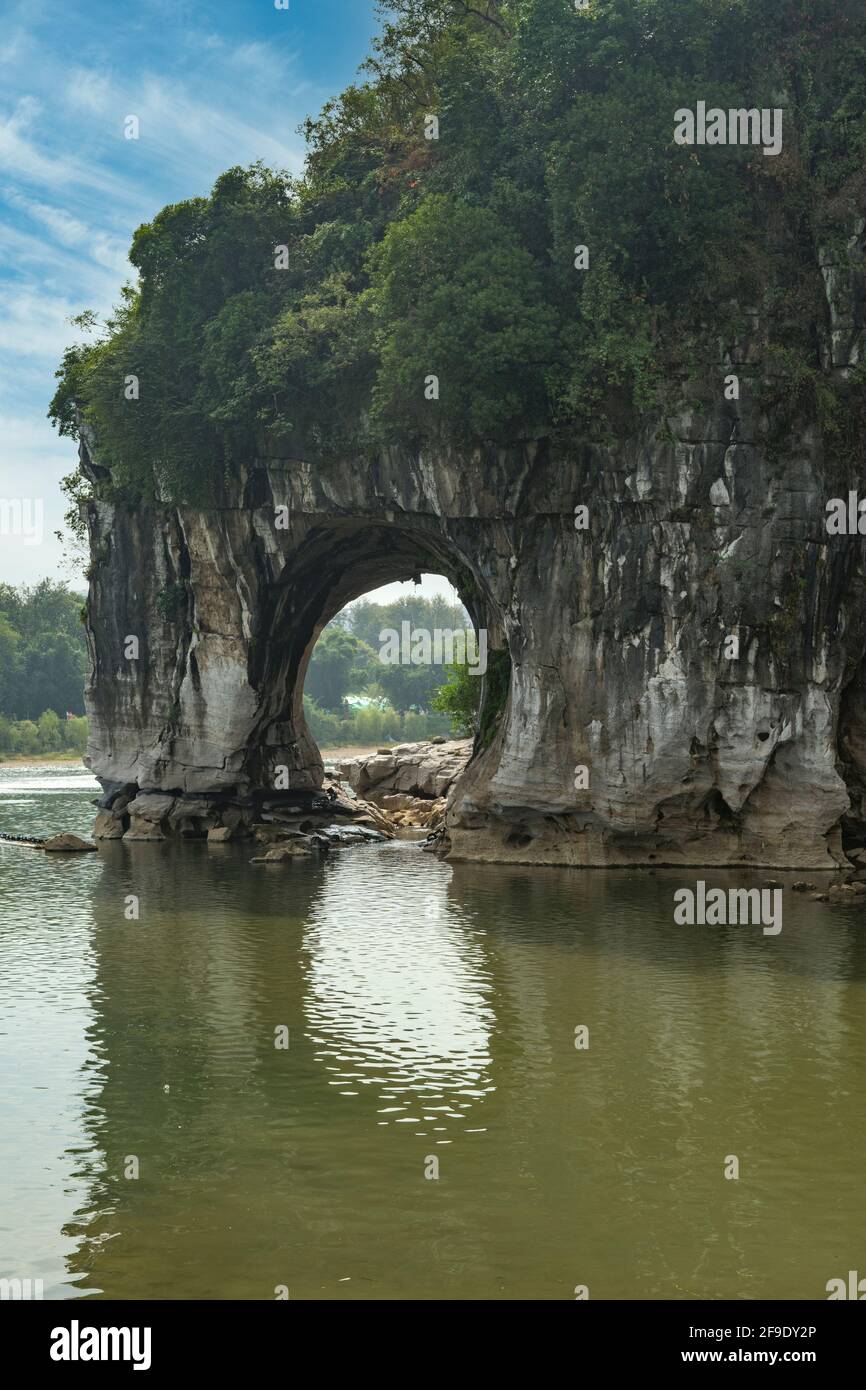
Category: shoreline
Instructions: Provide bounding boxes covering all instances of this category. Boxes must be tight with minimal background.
[0,747,383,769]
[0,745,417,771]
[0,753,86,768]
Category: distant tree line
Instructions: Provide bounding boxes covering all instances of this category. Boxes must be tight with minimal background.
[0,711,88,760]
[0,582,87,721]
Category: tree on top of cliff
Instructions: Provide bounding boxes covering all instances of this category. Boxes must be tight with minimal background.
[50,0,866,503]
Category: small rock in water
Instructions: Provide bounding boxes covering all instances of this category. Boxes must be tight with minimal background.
[251,840,317,864]
[42,833,97,853]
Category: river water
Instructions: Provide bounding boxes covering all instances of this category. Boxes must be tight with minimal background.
[1,763,865,1301]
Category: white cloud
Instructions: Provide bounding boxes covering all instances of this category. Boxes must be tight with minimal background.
[129,76,305,181]
[0,287,83,361]
[0,27,28,70]
[0,97,151,207]
[4,189,131,276]
[65,68,113,115]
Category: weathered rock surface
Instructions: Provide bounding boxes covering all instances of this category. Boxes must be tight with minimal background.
[79,229,866,868]
[250,819,388,863]
[92,811,125,840]
[337,740,472,801]
[207,826,235,843]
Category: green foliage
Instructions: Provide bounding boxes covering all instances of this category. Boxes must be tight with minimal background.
[432,659,482,734]
[155,582,187,621]
[50,0,866,491]
[0,712,88,759]
[434,644,511,742]
[304,590,484,735]
[335,592,469,649]
[305,627,376,712]
[0,582,87,720]
[370,195,556,442]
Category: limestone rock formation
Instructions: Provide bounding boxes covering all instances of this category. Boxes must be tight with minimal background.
[79,227,866,869]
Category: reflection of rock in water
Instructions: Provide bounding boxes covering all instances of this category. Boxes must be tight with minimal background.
[303,843,495,1137]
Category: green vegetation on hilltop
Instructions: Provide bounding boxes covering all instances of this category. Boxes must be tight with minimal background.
[50,0,866,504]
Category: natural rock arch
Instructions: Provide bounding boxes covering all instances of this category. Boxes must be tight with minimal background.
[244,516,504,792]
[82,409,866,868]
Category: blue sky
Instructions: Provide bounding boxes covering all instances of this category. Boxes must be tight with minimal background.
[0,0,385,586]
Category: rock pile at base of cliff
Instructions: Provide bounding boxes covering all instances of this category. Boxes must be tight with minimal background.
[91,739,470,849]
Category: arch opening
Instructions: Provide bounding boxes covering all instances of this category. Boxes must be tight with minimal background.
[247,521,510,801]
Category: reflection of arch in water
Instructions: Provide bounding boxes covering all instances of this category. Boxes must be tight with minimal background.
[303,843,496,1135]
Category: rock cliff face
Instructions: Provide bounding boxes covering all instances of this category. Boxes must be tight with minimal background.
[82,227,866,868]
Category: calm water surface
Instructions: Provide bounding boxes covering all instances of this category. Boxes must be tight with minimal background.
[1,763,865,1300]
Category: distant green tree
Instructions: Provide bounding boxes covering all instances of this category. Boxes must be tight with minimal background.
[0,616,20,713]
[375,659,445,715]
[311,592,476,713]
[62,715,88,754]
[10,720,39,756]
[342,594,469,651]
[305,627,375,713]
[37,709,63,753]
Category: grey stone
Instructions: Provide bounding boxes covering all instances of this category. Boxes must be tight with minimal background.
[126,793,176,824]
[93,811,125,840]
[124,820,166,842]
